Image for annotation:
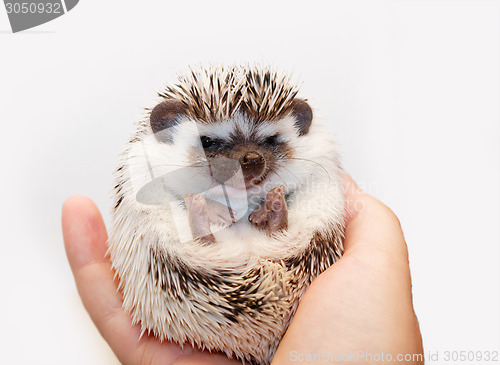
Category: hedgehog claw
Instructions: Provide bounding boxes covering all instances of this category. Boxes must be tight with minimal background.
[249,203,268,230]
[248,185,288,235]
[184,194,216,244]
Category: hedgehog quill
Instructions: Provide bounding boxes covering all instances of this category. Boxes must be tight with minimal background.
[109,65,345,364]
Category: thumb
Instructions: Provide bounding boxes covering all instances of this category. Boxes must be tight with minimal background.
[342,173,409,262]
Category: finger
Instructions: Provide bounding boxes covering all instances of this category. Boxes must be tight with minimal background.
[62,196,139,360]
[62,196,242,365]
[341,173,409,261]
[62,196,109,271]
[342,172,365,225]
[272,175,423,363]
[173,352,242,365]
[62,196,187,364]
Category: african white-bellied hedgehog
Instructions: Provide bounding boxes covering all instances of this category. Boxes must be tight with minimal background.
[108,65,345,364]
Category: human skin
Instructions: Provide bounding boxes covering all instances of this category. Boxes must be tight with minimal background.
[62,174,423,364]
[272,174,424,364]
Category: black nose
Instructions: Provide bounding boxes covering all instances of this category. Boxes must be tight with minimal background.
[240,152,264,166]
[240,152,265,179]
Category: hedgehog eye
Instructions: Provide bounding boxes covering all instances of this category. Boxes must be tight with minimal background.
[200,136,220,149]
[263,134,278,145]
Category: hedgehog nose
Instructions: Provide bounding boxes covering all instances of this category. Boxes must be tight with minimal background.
[240,152,265,177]
[241,152,264,166]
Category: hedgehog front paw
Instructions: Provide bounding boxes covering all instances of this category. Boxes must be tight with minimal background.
[248,202,269,230]
[248,185,288,236]
[184,194,216,244]
[266,185,288,234]
[205,199,237,227]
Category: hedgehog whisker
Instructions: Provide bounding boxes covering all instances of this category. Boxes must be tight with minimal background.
[275,163,302,186]
[281,157,331,182]
[151,163,211,169]
[270,170,290,191]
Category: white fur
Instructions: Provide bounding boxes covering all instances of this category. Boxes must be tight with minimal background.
[118,112,343,267]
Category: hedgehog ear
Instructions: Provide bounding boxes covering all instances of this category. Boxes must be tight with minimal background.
[290,99,313,136]
[150,99,186,142]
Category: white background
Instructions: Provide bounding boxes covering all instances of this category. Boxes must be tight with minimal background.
[0,0,498,364]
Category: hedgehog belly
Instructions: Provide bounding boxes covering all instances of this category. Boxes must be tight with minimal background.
[121,245,307,365]
[109,203,344,364]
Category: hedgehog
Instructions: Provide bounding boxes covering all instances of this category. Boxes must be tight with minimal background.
[108,65,345,364]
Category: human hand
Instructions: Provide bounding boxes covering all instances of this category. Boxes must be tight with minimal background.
[272,174,424,364]
[62,173,423,364]
[62,197,241,365]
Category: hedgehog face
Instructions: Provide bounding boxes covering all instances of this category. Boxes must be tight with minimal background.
[128,66,337,215]
[193,115,300,189]
[148,99,313,195]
